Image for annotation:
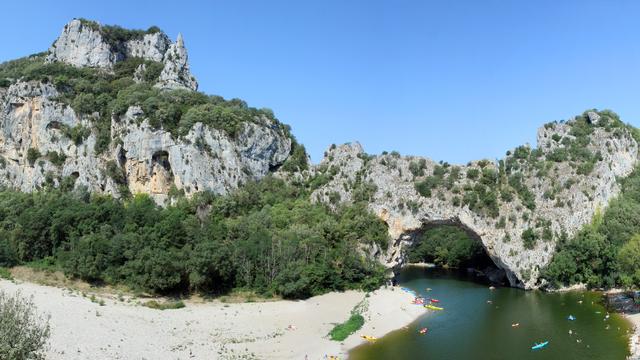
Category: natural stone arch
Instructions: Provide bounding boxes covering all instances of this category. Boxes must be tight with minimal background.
[313,121,638,289]
[392,217,517,287]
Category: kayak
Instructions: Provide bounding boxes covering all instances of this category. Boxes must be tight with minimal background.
[425,304,444,311]
[430,298,441,303]
[531,341,549,350]
[361,335,377,343]
[419,327,428,334]
[568,315,576,321]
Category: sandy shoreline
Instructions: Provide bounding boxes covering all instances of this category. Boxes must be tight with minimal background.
[0,279,425,359]
[626,313,640,360]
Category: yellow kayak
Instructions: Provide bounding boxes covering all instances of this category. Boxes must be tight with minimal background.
[425,304,444,311]
[361,335,377,343]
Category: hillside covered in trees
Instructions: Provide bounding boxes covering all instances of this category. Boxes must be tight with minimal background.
[1,19,640,297]
[0,176,388,299]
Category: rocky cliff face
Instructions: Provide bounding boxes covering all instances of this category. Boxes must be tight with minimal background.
[310,114,638,288]
[0,80,290,203]
[46,19,197,91]
[0,20,292,204]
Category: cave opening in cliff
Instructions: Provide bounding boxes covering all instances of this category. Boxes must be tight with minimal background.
[152,150,172,172]
[403,223,507,286]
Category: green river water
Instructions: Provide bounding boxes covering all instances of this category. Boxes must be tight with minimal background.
[350,266,632,360]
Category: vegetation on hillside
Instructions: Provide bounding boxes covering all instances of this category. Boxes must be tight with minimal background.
[543,166,640,289]
[411,110,636,224]
[0,176,388,299]
[76,18,161,50]
[0,53,306,171]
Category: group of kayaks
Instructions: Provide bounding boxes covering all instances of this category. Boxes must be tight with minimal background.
[371,286,552,352]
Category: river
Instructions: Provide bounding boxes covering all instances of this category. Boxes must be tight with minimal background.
[350,266,632,360]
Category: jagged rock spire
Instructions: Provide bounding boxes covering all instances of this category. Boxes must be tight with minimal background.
[155,33,198,91]
[177,33,184,48]
[45,19,198,91]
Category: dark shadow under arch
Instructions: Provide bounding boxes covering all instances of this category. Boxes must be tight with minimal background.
[396,218,513,287]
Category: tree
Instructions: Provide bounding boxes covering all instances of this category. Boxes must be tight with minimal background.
[0,291,50,360]
[618,234,640,287]
[26,148,40,166]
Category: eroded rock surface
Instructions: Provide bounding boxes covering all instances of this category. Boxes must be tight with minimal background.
[311,119,638,288]
[46,19,197,90]
[0,81,291,204]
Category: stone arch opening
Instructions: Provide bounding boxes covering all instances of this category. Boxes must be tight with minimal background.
[398,218,509,286]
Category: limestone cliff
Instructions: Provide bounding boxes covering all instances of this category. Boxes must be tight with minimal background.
[46,19,197,91]
[0,20,292,204]
[309,112,638,288]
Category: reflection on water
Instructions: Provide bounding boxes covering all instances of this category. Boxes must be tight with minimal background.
[350,267,632,360]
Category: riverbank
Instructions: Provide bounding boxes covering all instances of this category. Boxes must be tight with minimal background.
[627,313,640,360]
[0,279,424,359]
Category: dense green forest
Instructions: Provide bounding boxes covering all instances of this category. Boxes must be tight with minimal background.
[543,166,640,289]
[0,177,389,299]
[405,226,485,268]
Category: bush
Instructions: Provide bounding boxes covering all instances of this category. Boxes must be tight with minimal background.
[61,125,91,145]
[329,313,365,341]
[105,160,126,184]
[0,267,12,280]
[0,291,50,360]
[26,148,41,166]
[46,151,66,167]
[522,228,537,250]
[142,300,185,310]
[464,168,478,180]
[618,235,640,287]
[280,140,309,173]
[409,159,427,177]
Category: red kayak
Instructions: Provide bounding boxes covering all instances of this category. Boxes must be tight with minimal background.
[430,299,441,303]
[419,328,428,334]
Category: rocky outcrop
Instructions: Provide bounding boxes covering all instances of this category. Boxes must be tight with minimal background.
[46,19,116,68]
[46,19,197,91]
[0,81,291,204]
[311,120,638,289]
[155,34,198,91]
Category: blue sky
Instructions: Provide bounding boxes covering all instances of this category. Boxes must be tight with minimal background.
[2,0,640,164]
